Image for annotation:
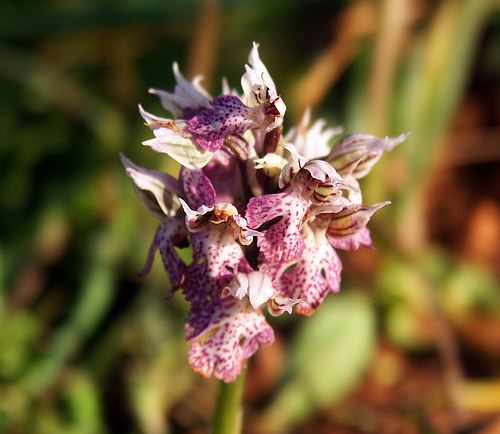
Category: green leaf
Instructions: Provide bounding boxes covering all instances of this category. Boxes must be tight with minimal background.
[0,311,38,380]
[442,263,500,320]
[64,370,105,434]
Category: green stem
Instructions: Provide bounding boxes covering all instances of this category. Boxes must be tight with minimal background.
[211,370,246,434]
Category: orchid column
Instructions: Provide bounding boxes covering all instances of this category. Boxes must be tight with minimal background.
[121,43,407,433]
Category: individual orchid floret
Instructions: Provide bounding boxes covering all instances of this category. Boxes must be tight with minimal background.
[327,133,408,179]
[278,144,351,204]
[178,199,271,380]
[326,201,390,250]
[140,44,289,171]
[257,199,389,315]
[178,166,259,244]
[144,90,283,160]
[139,105,213,169]
[185,95,257,152]
[120,155,187,292]
[241,43,277,105]
[285,108,342,160]
[240,42,286,131]
[247,151,353,263]
[179,198,259,245]
[149,62,211,119]
[296,160,351,204]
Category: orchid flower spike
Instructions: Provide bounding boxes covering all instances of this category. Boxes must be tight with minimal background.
[122,43,408,382]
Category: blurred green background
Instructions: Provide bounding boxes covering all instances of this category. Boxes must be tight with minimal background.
[1,1,499,433]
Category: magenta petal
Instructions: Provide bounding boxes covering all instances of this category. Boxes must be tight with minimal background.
[188,304,274,382]
[246,192,309,262]
[202,150,245,206]
[180,167,216,208]
[187,95,254,152]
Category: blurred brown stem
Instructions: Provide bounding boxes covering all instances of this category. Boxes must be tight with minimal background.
[428,285,465,431]
[367,0,412,135]
[188,0,219,90]
[292,1,375,117]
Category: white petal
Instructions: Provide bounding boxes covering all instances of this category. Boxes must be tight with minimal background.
[241,42,277,104]
[247,272,275,310]
[120,153,181,218]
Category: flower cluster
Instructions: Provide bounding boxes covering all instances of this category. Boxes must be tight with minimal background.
[121,43,407,382]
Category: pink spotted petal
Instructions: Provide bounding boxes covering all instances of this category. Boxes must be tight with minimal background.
[183,258,253,342]
[276,231,342,315]
[183,225,252,340]
[138,219,187,296]
[188,303,274,382]
[187,95,254,152]
[189,226,248,280]
[246,192,309,262]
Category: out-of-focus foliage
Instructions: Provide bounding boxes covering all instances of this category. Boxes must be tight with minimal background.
[0,0,499,433]
[260,294,375,433]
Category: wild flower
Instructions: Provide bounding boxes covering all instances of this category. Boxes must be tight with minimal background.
[121,43,407,382]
